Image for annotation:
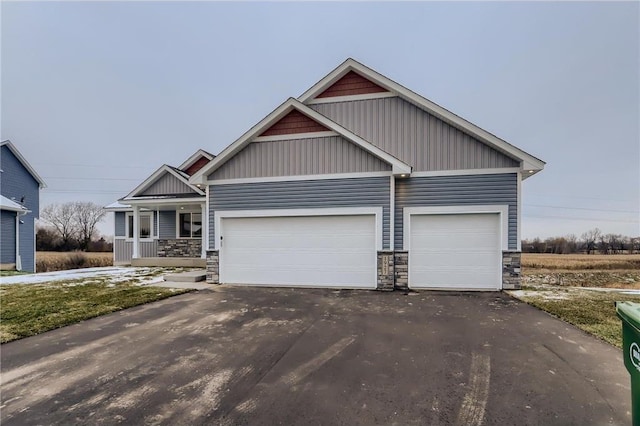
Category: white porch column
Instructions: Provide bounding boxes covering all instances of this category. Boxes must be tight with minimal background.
[201,202,207,258]
[132,205,140,259]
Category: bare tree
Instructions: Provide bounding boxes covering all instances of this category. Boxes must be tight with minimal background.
[581,228,601,255]
[73,202,106,251]
[41,203,78,250]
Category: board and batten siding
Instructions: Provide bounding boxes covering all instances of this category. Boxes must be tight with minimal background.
[0,145,40,272]
[208,136,390,180]
[310,97,519,172]
[209,177,391,249]
[395,173,518,250]
[140,172,196,196]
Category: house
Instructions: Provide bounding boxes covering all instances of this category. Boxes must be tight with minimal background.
[106,150,214,267]
[190,58,545,291]
[0,140,47,273]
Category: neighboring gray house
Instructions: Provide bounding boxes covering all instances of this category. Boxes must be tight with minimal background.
[0,140,46,273]
[106,150,214,266]
[187,59,545,291]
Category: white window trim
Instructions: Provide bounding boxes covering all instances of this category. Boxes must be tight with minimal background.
[214,207,383,252]
[125,212,155,241]
[403,205,509,253]
[176,209,203,239]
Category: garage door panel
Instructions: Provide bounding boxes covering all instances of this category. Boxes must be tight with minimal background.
[409,213,501,290]
[221,214,376,288]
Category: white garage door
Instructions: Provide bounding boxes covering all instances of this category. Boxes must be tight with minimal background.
[220,214,376,288]
[409,213,501,290]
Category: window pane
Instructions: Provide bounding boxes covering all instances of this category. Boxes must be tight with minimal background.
[128,216,133,238]
[192,213,202,237]
[140,216,151,238]
[179,213,190,238]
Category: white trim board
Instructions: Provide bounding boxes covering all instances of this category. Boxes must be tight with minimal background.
[178,149,215,171]
[297,59,545,175]
[121,197,205,206]
[207,171,392,186]
[409,168,520,178]
[0,140,47,188]
[213,207,384,252]
[123,165,205,200]
[306,92,397,105]
[402,205,510,252]
[253,131,338,142]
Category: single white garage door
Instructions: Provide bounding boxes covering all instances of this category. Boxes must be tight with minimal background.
[409,213,501,290]
[220,214,376,288]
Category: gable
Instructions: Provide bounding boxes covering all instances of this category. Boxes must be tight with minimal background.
[184,156,210,175]
[209,135,391,180]
[140,171,200,196]
[316,70,389,99]
[260,110,329,137]
[311,96,520,172]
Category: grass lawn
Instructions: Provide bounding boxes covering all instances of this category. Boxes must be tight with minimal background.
[514,253,640,348]
[0,280,191,343]
[510,287,640,348]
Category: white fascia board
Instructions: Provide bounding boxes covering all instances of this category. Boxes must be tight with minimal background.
[306,92,396,105]
[253,131,338,142]
[0,140,47,188]
[410,168,520,178]
[121,197,205,206]
[124,165,204,199]
[297,59,545,173]
[207,171,392,186]
[190,98,411,185]
[178,149,215,171]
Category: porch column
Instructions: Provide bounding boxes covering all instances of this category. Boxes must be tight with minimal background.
[132,205,140,259]
[201,202,207,259]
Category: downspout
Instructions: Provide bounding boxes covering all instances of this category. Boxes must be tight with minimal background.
[15,210,27,271]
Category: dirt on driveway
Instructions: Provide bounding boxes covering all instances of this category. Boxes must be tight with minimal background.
[0,287,631,425]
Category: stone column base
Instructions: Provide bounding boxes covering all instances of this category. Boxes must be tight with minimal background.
[502,251,522,290]
[394,251,408,291]
[377,251,394,291]
[206,250,219,284]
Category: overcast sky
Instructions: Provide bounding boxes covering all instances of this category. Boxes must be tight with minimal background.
[2,1,638,240]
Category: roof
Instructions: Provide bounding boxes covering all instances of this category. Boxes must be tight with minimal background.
[120,164,205,201]
[189,98,412,185]
[298,58,545,175]
[0,140,47,188]
[104,201,132,211]
[178,149,215,172]
[0,195,29,213]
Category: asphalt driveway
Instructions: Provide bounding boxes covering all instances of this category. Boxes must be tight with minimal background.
[0,287,631,425]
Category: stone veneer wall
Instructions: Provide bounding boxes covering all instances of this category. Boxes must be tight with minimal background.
[502,251,522,290]
[206,250,219,284]
[157,239,202,257]
[394,251,408,290]
[377,251,394,291]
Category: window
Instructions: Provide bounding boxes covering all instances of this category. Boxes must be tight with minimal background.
[127,213,153,239]
[179,212,202,238]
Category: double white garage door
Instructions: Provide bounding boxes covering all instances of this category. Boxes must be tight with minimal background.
[217,209,503,290]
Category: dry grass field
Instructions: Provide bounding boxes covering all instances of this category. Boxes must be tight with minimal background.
[36,251,113,272]
[522,253,640,271]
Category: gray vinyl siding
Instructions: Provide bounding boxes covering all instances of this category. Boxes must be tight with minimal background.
[141,172,196,196]
[311,97,519,172]
[209,136,391,180]
[159,210,176,239]
[0,145,40,272]
[114,212,126,237]
[209,176,391,249]
[395,173,518,250]
[1,210,16,264]
[113,239,158,264]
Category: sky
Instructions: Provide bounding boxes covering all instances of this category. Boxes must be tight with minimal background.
[1,1,639,240]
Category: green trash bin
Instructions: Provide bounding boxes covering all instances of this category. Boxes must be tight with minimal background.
[616,301,640,426]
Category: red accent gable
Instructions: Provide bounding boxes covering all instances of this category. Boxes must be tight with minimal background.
[260,110,329,137]
[316,70,388,99]
[184,156,211,175]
